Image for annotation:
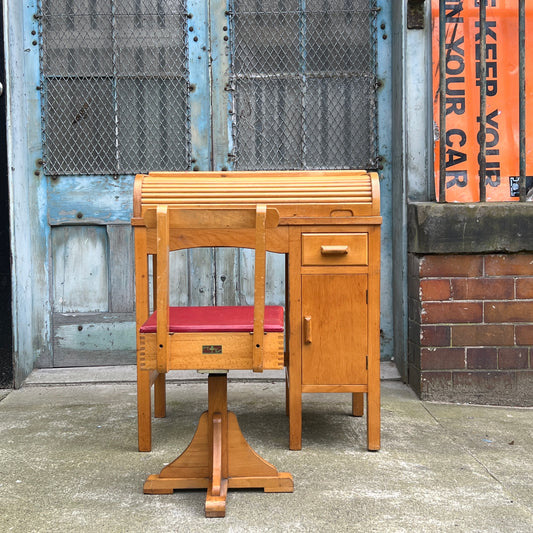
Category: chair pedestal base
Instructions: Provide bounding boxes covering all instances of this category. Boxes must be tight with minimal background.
[143,374,293,518]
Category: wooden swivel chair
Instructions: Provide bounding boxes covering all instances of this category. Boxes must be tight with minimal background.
[133,203,293,517]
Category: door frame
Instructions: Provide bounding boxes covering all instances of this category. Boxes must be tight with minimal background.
[5,0,50,386]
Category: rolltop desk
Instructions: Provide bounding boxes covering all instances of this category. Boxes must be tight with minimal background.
[132,169,382,452]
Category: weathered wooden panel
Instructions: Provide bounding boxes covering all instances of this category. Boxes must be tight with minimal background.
[47,175,134,225]
[153,248,287,307]
[234,250,285,306]
[265,252,286,306]
[107,225,134,312]
[239,248,255,305]
[152,248,286,307]
[188,248,215,305]
[52,226,109,313]
[235,250,285,306]
[188,0,211,169]
[209,0,232,170]
[169,250,189,306]
[52,313,136,367]
[49,231,285,366]
[216,248,239,305]
[8,0,53,379]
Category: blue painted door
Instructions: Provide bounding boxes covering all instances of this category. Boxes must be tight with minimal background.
[31,0,391,367]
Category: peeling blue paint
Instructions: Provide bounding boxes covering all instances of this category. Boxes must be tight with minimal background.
[189,0,211,170]
[55,322,136,352]
[377,0,393,360]
[47,176,134,225]
[210,0,232,170]
[6,0,51,382]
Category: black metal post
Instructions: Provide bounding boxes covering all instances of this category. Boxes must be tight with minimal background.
[519,0,526,202]
[478,0,487,202]
[439,0,446,202]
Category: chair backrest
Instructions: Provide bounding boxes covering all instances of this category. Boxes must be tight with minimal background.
[154,205,280,373]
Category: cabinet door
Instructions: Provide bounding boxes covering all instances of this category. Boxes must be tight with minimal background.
[302,274,368,385]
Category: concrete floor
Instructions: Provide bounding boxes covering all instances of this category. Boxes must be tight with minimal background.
[0,366,532,532]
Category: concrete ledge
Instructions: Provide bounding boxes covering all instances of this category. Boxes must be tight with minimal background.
[417,369,533,408]
[23,366,284,386]
[408,202,533,254]
[22,362,401,387]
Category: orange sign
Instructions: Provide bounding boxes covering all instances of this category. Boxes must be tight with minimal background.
[432,0,533,201]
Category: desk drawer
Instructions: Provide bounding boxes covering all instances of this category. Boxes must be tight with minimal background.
[302,233,368,266]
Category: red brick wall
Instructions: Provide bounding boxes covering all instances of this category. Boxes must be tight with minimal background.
[408,253,533,406]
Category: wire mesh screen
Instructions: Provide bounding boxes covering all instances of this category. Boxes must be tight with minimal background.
[39,0,190,175]
[230,0,379,170]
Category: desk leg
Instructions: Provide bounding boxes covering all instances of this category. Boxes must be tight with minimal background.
[367,383,380,451]
[352,392,364,417]
[154,372,166,418]
[137,368,152,452]
[287,228,302,451]
[288,371,302,451]
[285,367,290,416]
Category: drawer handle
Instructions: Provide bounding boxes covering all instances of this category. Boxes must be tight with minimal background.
[303,315,312,344]
[320,245,349,256]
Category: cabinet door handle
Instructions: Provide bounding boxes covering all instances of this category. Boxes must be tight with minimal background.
[303,315,312,344]
[320,245,349,255]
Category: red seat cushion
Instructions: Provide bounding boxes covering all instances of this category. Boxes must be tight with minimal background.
[139,306,284,333]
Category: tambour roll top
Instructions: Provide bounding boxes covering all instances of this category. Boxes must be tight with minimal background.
[133,170,381,223]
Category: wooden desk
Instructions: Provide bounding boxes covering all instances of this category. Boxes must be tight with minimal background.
[133,170,381,451]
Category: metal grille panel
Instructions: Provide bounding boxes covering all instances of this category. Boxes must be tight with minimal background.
[230,0,378,170]
[40,0,190,175]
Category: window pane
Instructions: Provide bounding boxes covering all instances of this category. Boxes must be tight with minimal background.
[40,0,190,175]
[230,0,378,170]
